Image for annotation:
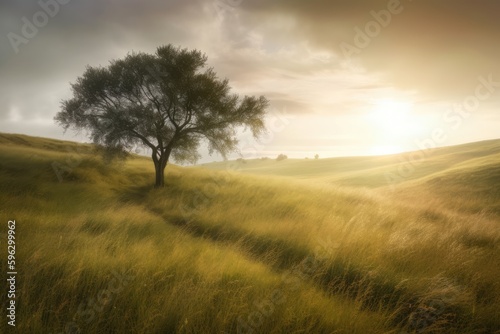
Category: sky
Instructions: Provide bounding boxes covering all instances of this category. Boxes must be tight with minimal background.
[1,0,499,162]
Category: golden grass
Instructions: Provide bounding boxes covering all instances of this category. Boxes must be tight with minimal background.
[0,133,499,333]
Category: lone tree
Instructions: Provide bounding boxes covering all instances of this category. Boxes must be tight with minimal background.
[55,45,269,187]
[276,154,288,161]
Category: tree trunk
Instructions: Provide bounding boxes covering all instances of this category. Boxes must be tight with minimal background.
[154,161,165,188]
[153,149,170,188]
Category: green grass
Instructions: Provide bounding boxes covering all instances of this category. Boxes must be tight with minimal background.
[0,133,499,333]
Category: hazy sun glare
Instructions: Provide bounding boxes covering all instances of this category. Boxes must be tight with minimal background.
[368,99,419,155]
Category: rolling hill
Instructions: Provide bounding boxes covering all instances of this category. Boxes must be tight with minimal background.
[0,133,499,333]
[199,139,500,188]
[201,139,500,217]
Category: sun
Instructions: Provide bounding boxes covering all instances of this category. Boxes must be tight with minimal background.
[368,98,417,155]
[372,99,413,131]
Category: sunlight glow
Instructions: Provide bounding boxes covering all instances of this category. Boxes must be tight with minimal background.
[368,98,419,155]
[372,99,413,133]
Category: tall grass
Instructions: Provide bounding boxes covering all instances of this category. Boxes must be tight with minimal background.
[0,134,498,333]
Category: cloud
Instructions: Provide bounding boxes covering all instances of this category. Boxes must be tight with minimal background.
[241,0,500,101]
[0,1,207,121]
[0,0,498,159]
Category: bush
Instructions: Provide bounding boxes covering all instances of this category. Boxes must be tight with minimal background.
[276,154,288,161]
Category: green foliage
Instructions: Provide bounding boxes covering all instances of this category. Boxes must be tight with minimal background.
[55,44,269,186]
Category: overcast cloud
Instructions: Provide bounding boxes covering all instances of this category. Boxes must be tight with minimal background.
[1,0,499,161]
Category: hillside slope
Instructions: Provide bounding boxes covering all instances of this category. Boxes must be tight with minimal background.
[201,139,500,217]
[200,139,500,189]
[0,133,499,333]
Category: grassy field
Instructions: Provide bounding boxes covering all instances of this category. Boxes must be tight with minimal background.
[0,133,499,333]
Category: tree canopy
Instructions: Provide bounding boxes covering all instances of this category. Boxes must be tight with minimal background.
[55,45,269,187]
